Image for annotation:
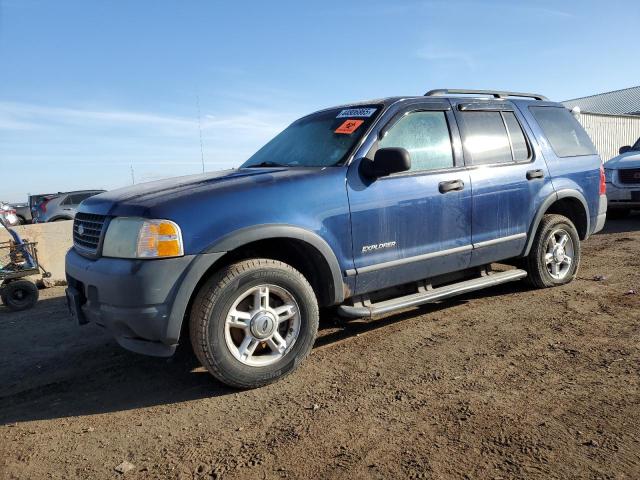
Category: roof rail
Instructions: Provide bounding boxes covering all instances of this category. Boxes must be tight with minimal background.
[425,89,548,101]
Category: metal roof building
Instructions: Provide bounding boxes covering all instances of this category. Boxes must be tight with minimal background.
[562,86,640,161]
[563,86,640,116]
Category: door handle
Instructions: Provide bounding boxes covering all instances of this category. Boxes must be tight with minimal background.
[439,179,464,193]
[526,169,544,180]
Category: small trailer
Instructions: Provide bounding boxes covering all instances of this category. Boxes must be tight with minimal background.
[0,218,51,311]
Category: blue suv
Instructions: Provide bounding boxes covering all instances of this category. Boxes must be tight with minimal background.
[65,89,607,388]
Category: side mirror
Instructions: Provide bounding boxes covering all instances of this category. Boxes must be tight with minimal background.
[619,145,632,155]
[361,147,411,178]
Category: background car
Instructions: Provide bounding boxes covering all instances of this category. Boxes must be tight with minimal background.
[0,202,20,226]
[33,190,105,223]
[604,138,640,218]
[9,203,32,224]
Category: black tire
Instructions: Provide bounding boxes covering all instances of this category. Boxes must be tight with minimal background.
[524,214,581,289]
[189,259,319,389]
[608,209,630,220]
[2,280,39,311]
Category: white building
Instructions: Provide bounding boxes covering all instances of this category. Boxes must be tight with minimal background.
[563,86,640,161]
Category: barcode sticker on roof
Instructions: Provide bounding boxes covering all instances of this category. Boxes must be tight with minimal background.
[336,108,377,118]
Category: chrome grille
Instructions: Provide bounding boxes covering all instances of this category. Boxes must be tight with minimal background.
[73,213,107,255]
[618,168,640,185]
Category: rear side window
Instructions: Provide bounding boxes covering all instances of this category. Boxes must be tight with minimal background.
[457,111,512,165]
[530,106,596,157]
[379,111,454,172]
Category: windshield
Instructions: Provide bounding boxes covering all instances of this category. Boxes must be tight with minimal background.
[633,137,640,151]
[241,105,381,168]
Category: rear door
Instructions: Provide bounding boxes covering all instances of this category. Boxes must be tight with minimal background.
[347,102,472,294]
[527,105,601,228]
[452,101,552,266]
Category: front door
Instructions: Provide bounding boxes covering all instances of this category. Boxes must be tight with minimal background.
[347,107,472,295]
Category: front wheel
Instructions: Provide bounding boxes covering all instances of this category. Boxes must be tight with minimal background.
[524,214,581,288]
[189,259,319,389]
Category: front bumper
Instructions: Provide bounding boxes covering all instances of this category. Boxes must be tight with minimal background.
[65,248,195,356]
[606,182,640,209]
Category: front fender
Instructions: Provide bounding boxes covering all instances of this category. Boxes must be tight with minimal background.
[164,224,347,344]
[207,224,345,305]
[164,251,226,345]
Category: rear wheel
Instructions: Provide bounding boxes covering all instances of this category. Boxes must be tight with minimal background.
[189,259,319,388]
[2,280,39,311]
[524,214,580,288]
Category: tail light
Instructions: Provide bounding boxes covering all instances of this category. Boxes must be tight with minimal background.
[599,165,606,195]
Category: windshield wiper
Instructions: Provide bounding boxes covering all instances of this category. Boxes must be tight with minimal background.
[245,161,289,168]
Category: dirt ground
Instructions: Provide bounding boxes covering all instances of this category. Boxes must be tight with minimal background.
[1,216,639,480]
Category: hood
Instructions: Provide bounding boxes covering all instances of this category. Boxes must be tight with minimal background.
[80,167,327,217]
[606,151,640,169]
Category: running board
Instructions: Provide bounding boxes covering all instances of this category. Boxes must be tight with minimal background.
[338,269,527,318]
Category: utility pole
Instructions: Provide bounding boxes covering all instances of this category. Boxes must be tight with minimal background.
[197,94,205,173]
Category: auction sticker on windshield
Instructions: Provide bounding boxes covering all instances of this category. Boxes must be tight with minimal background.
[335,119,364,134]
[336,108,377,118]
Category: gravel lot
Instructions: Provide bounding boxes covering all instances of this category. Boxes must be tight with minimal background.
[1,216,639,479]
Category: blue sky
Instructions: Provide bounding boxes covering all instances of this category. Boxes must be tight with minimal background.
[1,0,639,202]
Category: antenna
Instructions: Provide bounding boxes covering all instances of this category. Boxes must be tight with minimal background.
[130,165,135,185]
[196,94,205,173]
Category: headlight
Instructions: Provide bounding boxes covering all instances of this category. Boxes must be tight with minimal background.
[604,168,613,183]
[102,217,184,259]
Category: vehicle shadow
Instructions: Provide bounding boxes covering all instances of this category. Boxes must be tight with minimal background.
[598,211,640,234]
[0,279,528,425]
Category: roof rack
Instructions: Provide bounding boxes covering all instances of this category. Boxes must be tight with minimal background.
[425,89,548,101]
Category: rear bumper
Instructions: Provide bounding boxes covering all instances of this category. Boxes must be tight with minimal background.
[593,194,607,234]
[65,248,196,357]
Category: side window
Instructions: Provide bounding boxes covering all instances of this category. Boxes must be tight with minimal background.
[530,106,596,157]
[457,111,512,165]
[74,193,92,204]
[65,194,82,206]
[61,195,74,206]
[379,111,454,172]
[503,112,530,162]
